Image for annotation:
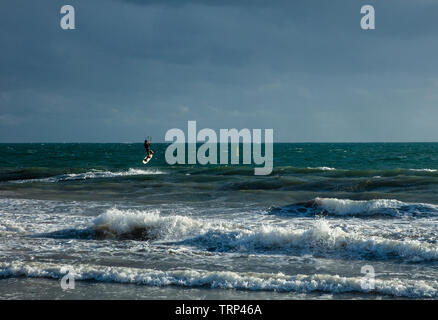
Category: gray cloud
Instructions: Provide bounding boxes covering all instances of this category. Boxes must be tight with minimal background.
[1,0,438,142]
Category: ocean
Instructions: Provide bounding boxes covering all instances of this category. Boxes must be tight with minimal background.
[1,142,438,299]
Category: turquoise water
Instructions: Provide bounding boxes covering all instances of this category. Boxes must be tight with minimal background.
[1,143,438,299]
[2,142,438,171]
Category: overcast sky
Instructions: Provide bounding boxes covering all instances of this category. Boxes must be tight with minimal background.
[1,0,438,142]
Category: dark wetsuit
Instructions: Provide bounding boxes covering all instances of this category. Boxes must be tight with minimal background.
[144,141,152,157]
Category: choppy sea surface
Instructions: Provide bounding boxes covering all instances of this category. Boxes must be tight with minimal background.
[1,143,438,299]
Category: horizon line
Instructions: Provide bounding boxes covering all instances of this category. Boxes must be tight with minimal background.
[1,141,438,144]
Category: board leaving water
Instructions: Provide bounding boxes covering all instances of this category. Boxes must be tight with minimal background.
[142,154,153,164]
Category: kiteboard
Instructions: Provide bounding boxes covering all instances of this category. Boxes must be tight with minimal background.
[142,154,153,164]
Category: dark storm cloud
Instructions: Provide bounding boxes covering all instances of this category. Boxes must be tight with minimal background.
[1,0,438,142]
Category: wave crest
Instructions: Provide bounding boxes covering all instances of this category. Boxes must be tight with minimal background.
[272,198,438,217]
[39,209,438,261]
[92,208,207,240]
[179,219,438,261]
[1,261,437,298]
[10,168,165,183]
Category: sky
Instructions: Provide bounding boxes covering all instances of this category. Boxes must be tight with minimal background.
[1,0,438,142]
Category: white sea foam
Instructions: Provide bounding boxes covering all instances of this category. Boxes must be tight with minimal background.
[92,208,210,240]
[11,168,165,183]
[93,209,438,261]
[278,198,438,217]
[409,168,437,172]
[306,167,336,171]
[228,220,438,261]
[315,197,438,216]
[0,198,107,236]
[0,219,25,233]
[1,261,437,298]
[316,198,411,216]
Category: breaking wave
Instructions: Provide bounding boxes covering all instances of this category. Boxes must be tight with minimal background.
[273,167,438,177]
[272,198,438,217]
[409,169,437,173]
[10,168,165,183]
[1,261,437,298]
[40,208,438,262]
[306,167,336,171]
[91,208,207,240]
[183,219,438,261]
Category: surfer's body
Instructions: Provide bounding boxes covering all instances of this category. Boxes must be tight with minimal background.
[144,140,154,157]
[143,139,154,164]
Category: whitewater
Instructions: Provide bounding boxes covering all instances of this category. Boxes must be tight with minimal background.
[1,142,438,299]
